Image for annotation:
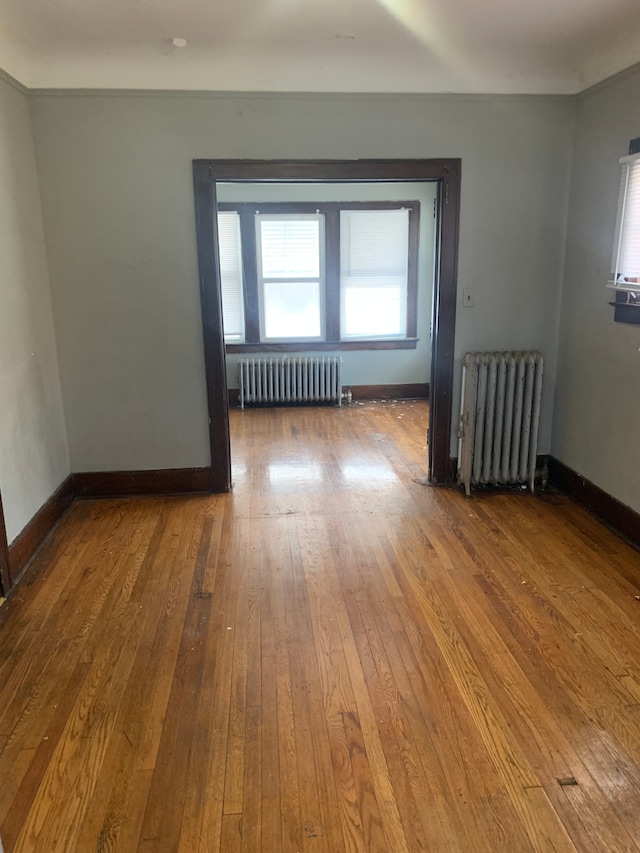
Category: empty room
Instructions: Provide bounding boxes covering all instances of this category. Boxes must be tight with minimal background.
[2,1,640,850]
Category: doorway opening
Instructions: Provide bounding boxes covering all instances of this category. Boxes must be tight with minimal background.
[193,160,461,491]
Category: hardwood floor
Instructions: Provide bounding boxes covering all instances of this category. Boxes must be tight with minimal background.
[2,400,640,851]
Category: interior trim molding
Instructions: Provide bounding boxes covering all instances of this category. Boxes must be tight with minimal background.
[8,475,75,587]
[73,466,218,499]
[27,89,574,102]
[226,340,419,353]
[578,58,640,102]
[547,456,640,550]
[0,66,28,95]
[193,157,461,488]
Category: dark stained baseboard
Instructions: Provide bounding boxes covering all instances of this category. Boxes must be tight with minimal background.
[0,491,12,596]
[73,466,218,499]
[4,466,220,593]
[228,382,429,407]
[547,456,640,550]
[8,475,75,587]
[347,383,429,401]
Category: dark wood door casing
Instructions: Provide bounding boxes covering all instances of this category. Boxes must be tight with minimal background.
[193,167,232,492]
[192,159,461,488]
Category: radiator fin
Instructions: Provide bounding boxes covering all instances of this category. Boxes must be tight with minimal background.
[239,356,343,408]
[458,351,543,496]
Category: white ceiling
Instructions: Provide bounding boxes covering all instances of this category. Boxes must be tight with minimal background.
[2,0,640,94]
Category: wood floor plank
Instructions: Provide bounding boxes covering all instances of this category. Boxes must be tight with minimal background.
[78,502,204,852]
[196,506,239,852]
[259,651,282,853]
[297,513,380,853]
[12,605,141,851]
[0,502,137,758]
[274,635,304,853]
[2,401,640,851]
[222,519,253,819]
[137,512,214,852]
[345,518,475,852]
[376,527,538,851]
[459,498,640,793]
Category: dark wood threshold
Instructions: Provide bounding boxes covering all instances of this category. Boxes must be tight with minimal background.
[228,382,429,407]
[74,466,218,499]
[547,456,640,551]
[8,475,75,587]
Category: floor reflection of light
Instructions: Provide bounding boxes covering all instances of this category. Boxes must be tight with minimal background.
[268,460,322,483]
[232,462,247,482]
[341,463,397,483]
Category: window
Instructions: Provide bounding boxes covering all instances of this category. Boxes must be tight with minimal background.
[216,201,420,350]
[610,152,640,291]
[608,138,640,324]
[340,208,409,339]
[256,214,324,340]
[217,211,245,342]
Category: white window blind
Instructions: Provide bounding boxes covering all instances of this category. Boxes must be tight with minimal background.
[610,152,640,291]
[217,212,245,342]
[256,214,324,340]
[340,208,410,339]
[259,218,320,279]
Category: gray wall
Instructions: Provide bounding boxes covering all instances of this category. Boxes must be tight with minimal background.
[553,66,640,512]
[0,75,69,542]
[217,181,437,390]
[30,91,575,472]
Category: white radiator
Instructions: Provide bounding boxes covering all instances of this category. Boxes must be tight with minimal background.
[239,356,343,409]
[457,351,543,496]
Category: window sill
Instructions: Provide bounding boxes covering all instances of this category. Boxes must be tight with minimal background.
[607,280,640,294]
[226,339,419,353]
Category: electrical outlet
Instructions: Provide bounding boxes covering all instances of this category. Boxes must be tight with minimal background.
[463,287,474,307]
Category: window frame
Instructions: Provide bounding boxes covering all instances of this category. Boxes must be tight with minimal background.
[339,206,412,341]
[255,212,326,343]
[217,200,420,352]
[610,136,640,325]
[216,210,246,343]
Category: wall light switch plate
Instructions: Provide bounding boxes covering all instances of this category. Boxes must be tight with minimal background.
[462,288,474,307]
